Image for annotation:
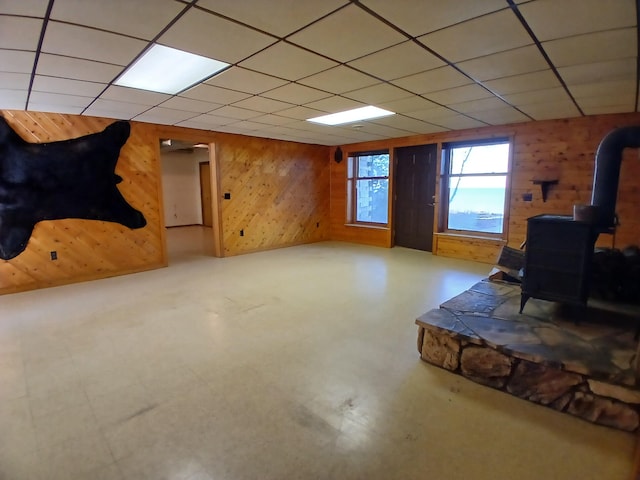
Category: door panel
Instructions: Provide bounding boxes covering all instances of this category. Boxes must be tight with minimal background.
[394,144,437,251]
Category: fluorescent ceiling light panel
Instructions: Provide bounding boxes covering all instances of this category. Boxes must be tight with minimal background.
[115,44,229,95]
[307,106,395,125]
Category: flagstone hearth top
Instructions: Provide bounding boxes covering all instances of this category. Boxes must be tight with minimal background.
[417,280,640,388]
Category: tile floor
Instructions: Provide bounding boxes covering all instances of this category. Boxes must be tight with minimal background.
[0,227,635,479]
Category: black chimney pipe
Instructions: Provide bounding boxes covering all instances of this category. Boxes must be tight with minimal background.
[591,126,640,232]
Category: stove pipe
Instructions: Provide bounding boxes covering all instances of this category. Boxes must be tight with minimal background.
[591,126,640,232]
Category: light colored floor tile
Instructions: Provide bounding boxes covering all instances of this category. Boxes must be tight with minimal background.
[0,230,635,480]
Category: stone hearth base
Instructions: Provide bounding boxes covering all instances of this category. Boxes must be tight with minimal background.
[416,280,640,432]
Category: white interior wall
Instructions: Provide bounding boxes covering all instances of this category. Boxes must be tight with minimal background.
[161,148,208,227]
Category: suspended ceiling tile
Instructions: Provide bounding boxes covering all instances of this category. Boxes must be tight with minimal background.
[36,54,123,83]
[331,121,412,138]
[85,98,150,117]
[175,118,220,131]
[425,84,493,105]
[251,114,297,126]
[196,0,347,37]
[161,96,223,113]
[229,120,271,131]
[298,66,378,94]
[518,0,635,42]
[42,22,147,66]
[378,96,440,114]
[543,28,637,68]
[569,79,636,99]
[482,70,561,96]
[503,87,571,106]
[391,66,472,95]
[287,4,406,63]
[519,100,581,121]
[0,16,43,51]
[360,0,507,36]
[428,114,487,130]
[369,115,438,134]
[27,103,84,115]
[50,0,184,40]
[468,106,530,125]
[577,92,635,109]
[238,42,338,81]
[449,96,510,114]
[303,96,365,114]
[0,50,36,74]
[347,41,445,81]
[100,85,170,105]
[456,45,548,82]
[263,83,331,105]
[558,58,637,86]
[232,96,295,114]
[134,107,196,125]
[180,84,251,104]
[180,113,235,128]
[419,9,532,63]
[583,103,635,116]
[0,72,31,90]
[205,67,288,95]
[158,8,276,64]
[82,109,134,121]
[31,76,106,97]
[276,105,325,120]
[406,105,457,122]
[334,129,387,143]
[208,105,263,121]
[28,91,93,109]
[0,89,28,110]
[1,0,49,16]
[343,83,412,104]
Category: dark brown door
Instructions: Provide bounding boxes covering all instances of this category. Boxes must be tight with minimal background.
[394,144,437,251]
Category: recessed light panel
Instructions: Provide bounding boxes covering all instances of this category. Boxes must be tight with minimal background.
[307,105,395,125]
[115,44,229,95]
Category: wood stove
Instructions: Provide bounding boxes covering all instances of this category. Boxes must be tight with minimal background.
[520,215,598,312]
[520,126,640,313]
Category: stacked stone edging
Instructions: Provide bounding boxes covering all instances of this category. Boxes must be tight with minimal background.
[417,319,640,432]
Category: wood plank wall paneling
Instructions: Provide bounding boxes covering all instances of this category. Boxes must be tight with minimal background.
[216,136,330,256]
[1,111,330,295]
[330,113,640,264]
[0,111,167,294]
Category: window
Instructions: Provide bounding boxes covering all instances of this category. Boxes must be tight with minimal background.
[347,151,390,225]
[441,138,510,235]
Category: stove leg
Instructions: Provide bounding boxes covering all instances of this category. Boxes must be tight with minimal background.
[519,294,529,314]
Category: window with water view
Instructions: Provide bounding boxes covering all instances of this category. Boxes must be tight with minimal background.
[442,139,510,235]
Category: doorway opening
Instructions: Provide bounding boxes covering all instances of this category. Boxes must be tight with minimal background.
[160,139,221,262]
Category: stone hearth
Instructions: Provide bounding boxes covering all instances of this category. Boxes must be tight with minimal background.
[416,280,640,432]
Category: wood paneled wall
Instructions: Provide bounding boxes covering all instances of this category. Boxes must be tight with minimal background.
[216,136,330,256]
[0,111,166,294]
[1,111,330,294]
[331,112,640,263]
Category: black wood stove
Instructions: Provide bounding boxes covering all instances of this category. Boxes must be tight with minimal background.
[520,126,640,313]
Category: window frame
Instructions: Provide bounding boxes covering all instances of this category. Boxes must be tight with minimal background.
[346,149,391,226]
[440,137,512,238]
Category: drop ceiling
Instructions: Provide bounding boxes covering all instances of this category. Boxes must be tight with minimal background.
[0,0,638,145]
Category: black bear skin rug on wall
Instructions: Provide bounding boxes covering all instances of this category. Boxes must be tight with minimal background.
[0,117,146,260]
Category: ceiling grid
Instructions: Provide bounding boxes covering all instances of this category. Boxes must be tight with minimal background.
[0,0,636,145]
